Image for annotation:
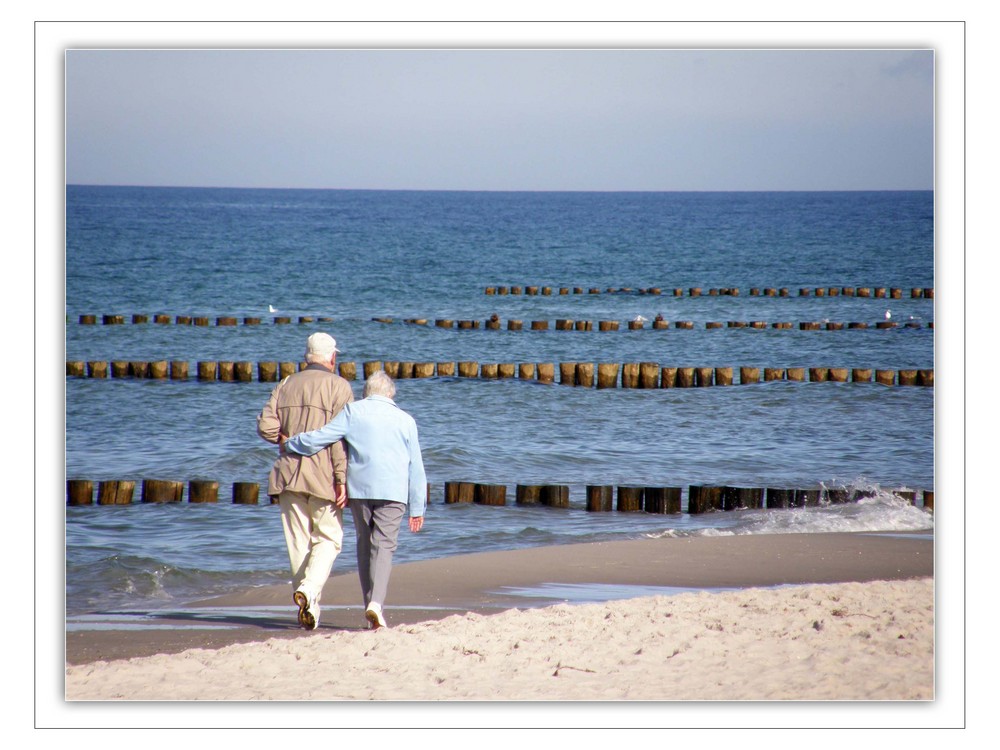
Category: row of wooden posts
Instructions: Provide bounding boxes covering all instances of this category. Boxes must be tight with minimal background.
[67,478,933,513]
[380,317,931,330]
[76,314,933,330]
[66,359,935,387]
[485,285,935,298]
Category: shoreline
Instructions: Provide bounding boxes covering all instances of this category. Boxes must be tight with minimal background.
[66,530,932,668]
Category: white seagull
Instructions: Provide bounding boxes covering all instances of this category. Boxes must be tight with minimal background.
[632,314,648,323]
[884,310,892,320]
[269,304,279,313]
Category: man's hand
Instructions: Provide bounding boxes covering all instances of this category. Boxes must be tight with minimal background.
[278,433,288,454]
[334,483,347,509]
[409,516,424,533]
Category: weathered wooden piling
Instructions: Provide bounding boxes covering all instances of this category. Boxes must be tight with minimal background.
[217,316,237,326]
[644,487,681,514]
[923,490,934,511]
[826,322,844,330]
[874,288,886,298]
[794,489,822,507]
[852,368,873,383]
[764,368,784,381]
[766,488,795,509]
[688,485,723,514]
[576,362,594,387]
[586,485,614,512]
[176,315,192,325]
[659,366,677,388]
[87,361,108,378]
[555,319,573,331]
[875,369,896,386]
[474,483,507,506]
[218,361,235,382]
[558,362,577,385]
[132,314,148,324]
[98,480,135,505]
[677,367,695,388]
[414,362,436,378]
[695,367,714,387]
[628,319,645,330]
[537,363,555,383]
[652,319,668,330]
[67,479,94,506]
[232,482,260,504]
[258,362,278,382]
[829,368,849,382]
[918,369,934,387]
[911,288,924,298]
[79,314,96,324]
[193,316,209,326]
[458,361,479,378]
[129,361,149,378]
[616,486,644,512]
[67,361,85,377]
[188,480,219,503]
[480,363,498,379]
[675,321,694,329]
[435,319,455,329]
[540,485,570,508]
[148,361,168,379]
[722,486,763,510]
[809,367,829,382]
[848,322,868,329]
[597,363,620,388]
[638,362,660,388]
[437,362,456,377]
[518,362,535,380]
[715,367,733,386]
[898,369,918,386]
[598,321,618,331]
[531,320,549,330]
[893,489,917,504]
[197,361,217,381]
[364,361,383,379]
[445,481,475,504]
[507,320,523,330]
[786,368,806,382]
[621,362,640,388]
[397,362,415,379]
[740,367,760,384]
[103,315,125,325]
[515,484,542,505]
[243,317,261,325]
[383,362,401,378]
[142,479,184,503]
[576,320,593,331]
[826,488,851,504]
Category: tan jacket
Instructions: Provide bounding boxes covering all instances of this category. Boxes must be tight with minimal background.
[256,364,354,501]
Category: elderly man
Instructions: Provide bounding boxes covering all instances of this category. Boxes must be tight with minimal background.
[281,370,426,630]
[257,332,354,630]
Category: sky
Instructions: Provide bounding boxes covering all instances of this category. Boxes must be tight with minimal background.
[64,48,934,191]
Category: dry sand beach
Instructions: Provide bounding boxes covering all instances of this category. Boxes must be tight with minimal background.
[65,532,934,702]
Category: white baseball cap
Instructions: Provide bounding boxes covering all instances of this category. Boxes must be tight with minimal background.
[305,332,341,359]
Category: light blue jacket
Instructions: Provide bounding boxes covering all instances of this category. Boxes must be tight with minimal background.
[283,394,426,517]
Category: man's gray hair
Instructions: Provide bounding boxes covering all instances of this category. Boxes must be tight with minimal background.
[364,370,397,399]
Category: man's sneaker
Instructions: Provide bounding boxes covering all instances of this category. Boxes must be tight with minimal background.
[365,602,387,630]
[294,589,320,630]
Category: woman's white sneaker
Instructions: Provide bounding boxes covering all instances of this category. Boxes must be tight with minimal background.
[365,602,387,629]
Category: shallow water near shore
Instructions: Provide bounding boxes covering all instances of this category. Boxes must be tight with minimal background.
[65,187,934,616]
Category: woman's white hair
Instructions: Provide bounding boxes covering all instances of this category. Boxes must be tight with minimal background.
[364,370,396,399]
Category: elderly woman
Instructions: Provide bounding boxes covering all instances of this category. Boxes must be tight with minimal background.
[281,370,426,630]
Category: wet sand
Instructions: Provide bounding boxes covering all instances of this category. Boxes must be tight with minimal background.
[64,531,934,701]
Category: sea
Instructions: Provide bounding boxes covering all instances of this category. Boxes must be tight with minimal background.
[64,186,935,617]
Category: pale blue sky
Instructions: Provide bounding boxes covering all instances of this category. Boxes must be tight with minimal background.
[65,49,933,191]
